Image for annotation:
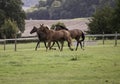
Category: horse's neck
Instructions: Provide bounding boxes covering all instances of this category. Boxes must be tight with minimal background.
[36,29,43,37]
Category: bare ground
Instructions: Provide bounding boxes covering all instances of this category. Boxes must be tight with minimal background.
[22,18,89,37]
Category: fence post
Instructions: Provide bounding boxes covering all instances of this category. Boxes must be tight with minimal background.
[115,32,117,47]
[4,35,6,51]
[102,32,105,45]
[15,34,17,51]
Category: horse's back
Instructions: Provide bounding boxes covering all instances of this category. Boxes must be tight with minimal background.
[69,29,83,38]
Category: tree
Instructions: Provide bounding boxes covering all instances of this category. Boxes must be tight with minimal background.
[0,0,26,38]
[27,8,49,20]
[111,0,120,33]
[87,0,120,35]
[37,0,46,8]
[26,0,115,20]
[87,6,114,34]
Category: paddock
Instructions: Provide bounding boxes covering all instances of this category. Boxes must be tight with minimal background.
[0,33,120,84]
[0,43,120,84]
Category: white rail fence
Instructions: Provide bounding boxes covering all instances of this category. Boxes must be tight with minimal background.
[0,33,120,51]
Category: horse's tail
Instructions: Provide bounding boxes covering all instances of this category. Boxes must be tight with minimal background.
[80,31,85,47]
[80,31,85,42]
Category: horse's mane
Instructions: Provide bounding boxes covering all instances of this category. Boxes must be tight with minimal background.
[56,25,69,30]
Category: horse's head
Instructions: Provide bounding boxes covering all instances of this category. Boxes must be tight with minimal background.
[30,26,38,34]
[39,24,49,33]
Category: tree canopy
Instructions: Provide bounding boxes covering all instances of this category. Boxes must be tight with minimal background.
[87,0,120,34]
[0,0,26,38]
[26,0,114,20]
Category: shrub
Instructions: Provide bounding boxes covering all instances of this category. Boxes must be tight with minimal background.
[50,22,66,29]
[0,19,19,38]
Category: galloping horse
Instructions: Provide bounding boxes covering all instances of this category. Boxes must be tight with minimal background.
[30,26,48,50]
[30,26,60,50]
[55,25,85,50]
[39,24,74,51]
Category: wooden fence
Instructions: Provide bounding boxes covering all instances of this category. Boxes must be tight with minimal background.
[0,33,120,51]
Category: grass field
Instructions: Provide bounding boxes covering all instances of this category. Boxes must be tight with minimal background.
[0,42,120,84]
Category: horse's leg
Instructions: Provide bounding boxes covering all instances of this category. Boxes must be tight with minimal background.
[49,42,56,50]
[79,41,84,50]
[43,41,47,49]
[47,41,51,51]
[67,39,74,51]
[75,41,79,51]
[60,41,64,51]
[67,37,74,51]
[79,41,82,49]
[68,42,74,51]
[35,40,40,51]
[78,40,85,50]
[56,41,60,50]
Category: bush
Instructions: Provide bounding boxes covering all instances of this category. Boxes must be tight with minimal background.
[0,19,19,39]
[50,22,66,29]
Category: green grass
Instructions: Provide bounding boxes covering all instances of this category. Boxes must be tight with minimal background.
[0,42,120,84]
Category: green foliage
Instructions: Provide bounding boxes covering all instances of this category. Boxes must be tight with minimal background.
[87,0,120,34]
[26,0,115,20]
[111,0,120,33]
[0,0,26,36]
[27,8,49,19]
[87,6,113,34]
[37,0,47,8]
[0,19,19,38]
[50,22,66,29]
[0,9,5,26]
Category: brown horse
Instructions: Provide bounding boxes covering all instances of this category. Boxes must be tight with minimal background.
[39,24,73,51]
[30,26,60,50]
[55,25,85,50]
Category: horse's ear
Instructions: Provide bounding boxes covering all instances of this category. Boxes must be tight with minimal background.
[45,26,49,30]
[40,24,44,27]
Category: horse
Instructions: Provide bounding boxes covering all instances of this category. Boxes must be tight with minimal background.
[55,25,85,50]
[39,24,74,51]
[30,26,60,51]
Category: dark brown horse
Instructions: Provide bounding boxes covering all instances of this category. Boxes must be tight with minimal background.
[30,26,60,50]
[55,25,85,50]
[39,24,73,51]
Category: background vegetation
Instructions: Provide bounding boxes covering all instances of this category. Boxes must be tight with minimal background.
[87,0,120,34]
[26,0,115,20]
[0,0,26,38]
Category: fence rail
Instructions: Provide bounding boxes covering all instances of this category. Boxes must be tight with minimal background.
[86,34,120,37]
[0,33,120,51]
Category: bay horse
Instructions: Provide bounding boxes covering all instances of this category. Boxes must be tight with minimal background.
[30,26,60,50]
[55,25,85,50]
[39,24,74,51]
